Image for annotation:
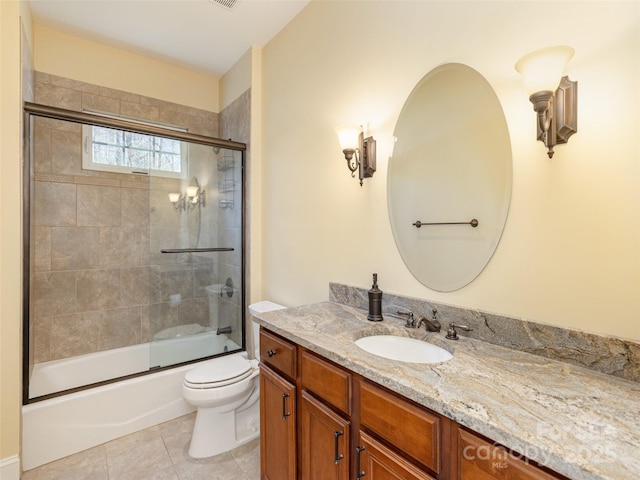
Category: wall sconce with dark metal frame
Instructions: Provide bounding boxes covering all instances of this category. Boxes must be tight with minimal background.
[168,177,206,211]
[335,125,376,186]
[515,46,577,158]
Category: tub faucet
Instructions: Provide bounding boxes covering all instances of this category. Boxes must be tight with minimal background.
[416,309,441,332]
[216,326,232,335]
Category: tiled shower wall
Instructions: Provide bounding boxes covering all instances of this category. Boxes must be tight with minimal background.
[30,73,246,363]
[218,90,250,348]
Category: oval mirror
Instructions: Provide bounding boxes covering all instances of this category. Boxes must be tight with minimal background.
[388,64,512,292]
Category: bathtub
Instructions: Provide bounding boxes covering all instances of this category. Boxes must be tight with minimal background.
[22,330,241,471]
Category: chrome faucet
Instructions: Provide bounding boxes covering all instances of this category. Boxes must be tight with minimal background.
[416,309,441,332]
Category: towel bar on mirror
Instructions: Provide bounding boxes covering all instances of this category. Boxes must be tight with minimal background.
[412,219,478,228]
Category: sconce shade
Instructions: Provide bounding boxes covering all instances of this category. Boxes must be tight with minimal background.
[186,186,199,198]
[168,193,181,203]
[515,46,574,95]
[335,126,362,151]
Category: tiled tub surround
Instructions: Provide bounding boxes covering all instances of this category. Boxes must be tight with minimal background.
[330,283,640,383]
[30,73,245,365]
[252,301,640,480]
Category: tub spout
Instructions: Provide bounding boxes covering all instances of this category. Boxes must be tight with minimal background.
[216,326,232,335]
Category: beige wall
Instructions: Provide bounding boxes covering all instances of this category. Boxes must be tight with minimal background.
[1,0,29,467]
[220,48,252,111]
[34,25,220,112]
[260,1,640,341]
[249,47,263,303]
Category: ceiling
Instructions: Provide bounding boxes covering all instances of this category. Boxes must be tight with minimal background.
[28,0,310,76]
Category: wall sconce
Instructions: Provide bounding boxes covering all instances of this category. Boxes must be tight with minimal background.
[168,192,185,210]
[515,45,577,158]
[335,125,376,186]
[168,178,206,211]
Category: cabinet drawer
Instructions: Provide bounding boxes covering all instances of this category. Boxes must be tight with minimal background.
[457,428,565,480]
[301,350,352,415]
[359,431,436,480]
[260,329,297,379]
[359,379,440,474]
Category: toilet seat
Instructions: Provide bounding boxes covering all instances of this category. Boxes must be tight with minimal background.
[184,354,254,389]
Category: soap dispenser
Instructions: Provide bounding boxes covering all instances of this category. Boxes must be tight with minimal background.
[367,273,383,322]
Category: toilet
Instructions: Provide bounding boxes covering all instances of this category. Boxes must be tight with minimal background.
[181,300,286,458]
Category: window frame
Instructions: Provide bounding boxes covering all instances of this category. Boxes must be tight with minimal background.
[81,117,188,179]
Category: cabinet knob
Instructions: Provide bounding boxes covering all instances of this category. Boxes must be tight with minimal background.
[267,349,276,357]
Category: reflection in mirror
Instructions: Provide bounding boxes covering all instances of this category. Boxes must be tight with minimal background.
[388,64,512,292]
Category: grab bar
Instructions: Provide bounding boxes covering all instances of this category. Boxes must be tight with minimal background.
[160,247,234,253]
[413,219,478,228]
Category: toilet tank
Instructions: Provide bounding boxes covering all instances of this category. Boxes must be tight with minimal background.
[248,301,286,358]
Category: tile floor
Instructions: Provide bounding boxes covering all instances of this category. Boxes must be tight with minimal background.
[22,412,259,480]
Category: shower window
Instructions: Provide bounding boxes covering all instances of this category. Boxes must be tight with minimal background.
[82,124,188,178]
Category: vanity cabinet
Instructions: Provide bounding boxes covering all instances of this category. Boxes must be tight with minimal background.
[259,327,566,480]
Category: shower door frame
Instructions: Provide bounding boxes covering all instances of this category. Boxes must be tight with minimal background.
[22,102,248,404]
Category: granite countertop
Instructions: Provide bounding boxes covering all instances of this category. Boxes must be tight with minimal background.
[253,301,640,480]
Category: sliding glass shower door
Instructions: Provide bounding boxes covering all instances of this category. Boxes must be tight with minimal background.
[148,146,244,368]
[24,104,245,401]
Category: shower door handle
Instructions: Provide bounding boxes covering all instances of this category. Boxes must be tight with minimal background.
[281,393,291,420]
[160,247,234,253]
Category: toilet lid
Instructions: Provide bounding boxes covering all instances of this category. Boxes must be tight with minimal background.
[185,354,253,387]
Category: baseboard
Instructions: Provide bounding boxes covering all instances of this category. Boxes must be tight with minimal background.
[0,455,21,480]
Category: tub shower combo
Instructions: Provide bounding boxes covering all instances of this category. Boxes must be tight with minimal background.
[22,103,253,469]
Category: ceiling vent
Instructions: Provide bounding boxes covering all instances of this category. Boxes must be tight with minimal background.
[209,0,238,10]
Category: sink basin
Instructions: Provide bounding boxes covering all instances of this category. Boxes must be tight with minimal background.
[355,335,453,364]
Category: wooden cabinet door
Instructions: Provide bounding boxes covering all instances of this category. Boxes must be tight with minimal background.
[300,391,350,480]
[260,365,296,480]
[357,431,436,480]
